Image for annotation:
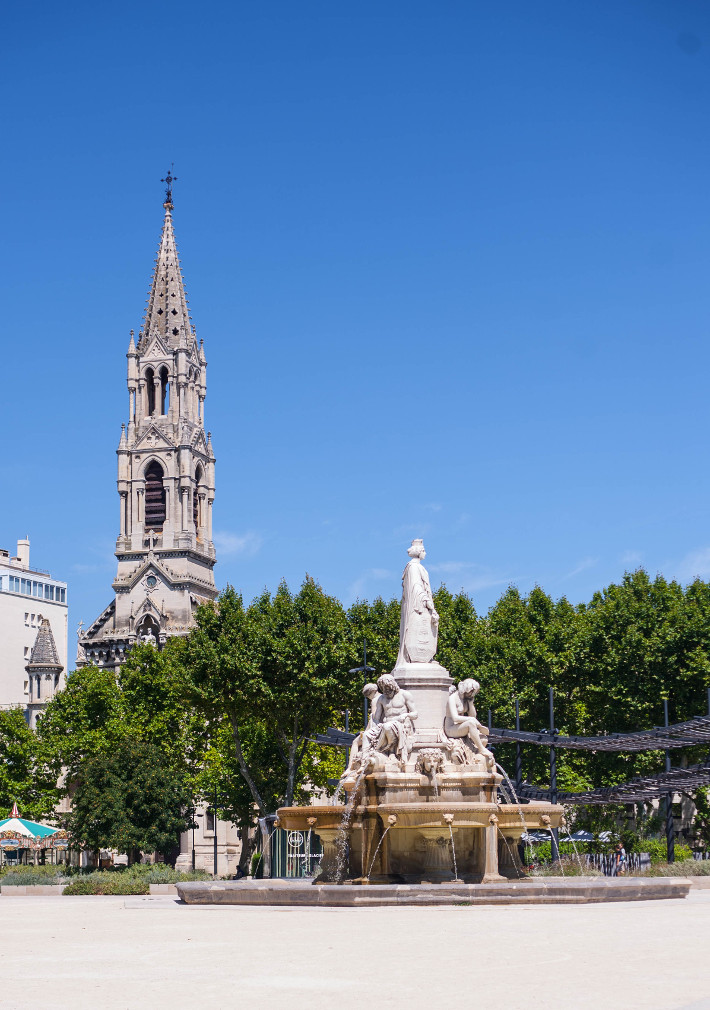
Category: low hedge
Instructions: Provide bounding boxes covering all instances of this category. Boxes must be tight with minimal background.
[0,867,64,886]
[644,859,710,877]
[63,878,149,895]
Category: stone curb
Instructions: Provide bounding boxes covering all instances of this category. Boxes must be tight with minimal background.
[0,883,179,895]
[176,876,692,907]
[0,884,66,895]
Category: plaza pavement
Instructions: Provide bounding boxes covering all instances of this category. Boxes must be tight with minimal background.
[1,891,709,1010]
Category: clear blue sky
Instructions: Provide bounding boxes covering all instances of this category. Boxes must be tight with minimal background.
[2,1,710,648]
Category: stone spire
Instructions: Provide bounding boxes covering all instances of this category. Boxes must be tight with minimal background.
[140,188,192,350]
[27,618,62,671]
[26,618,64,727]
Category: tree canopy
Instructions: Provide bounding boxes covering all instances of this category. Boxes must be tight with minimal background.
[35,568,710,852]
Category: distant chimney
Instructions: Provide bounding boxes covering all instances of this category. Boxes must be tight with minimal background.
[16,539,30,569]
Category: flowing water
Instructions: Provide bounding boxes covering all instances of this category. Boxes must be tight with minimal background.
[447,823,461,881]
[495,825,524,879]
[560,822,586,873]
[548,829,566,875]
[495,762,529,836]
[366,825,392,879]
[252,824,280,878]
[334,767,366,881]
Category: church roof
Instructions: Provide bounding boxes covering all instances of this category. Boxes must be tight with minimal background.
[140,194,193,350]
[26,618,62,672]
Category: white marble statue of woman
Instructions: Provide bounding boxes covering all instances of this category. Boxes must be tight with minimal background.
[395,539,440,667]
[444,678,495,768]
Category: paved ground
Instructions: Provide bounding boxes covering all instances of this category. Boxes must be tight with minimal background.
[2,891,709,1010]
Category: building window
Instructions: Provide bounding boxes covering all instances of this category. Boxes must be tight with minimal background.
[24,647,29,658]
[206,811,215,833]
[146,367,155,415]
[44,584,53,600]
[160,366,170,414]
[144,461,166,531]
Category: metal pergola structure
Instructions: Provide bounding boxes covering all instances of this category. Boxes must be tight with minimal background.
[486,688,710,863]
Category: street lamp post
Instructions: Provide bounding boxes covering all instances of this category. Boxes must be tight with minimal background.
[190,807,203,872]
[348,638,376,729]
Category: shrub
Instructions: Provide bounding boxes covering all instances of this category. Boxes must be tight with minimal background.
[1,868,64,887]
[525,841,589,864]
[251,850,264,879]
[530,857,602,878]
[644,859,710,877]
[0,864,65,885]
[120,864,211,883]
[63,877,149,895]
[637,839,693,864]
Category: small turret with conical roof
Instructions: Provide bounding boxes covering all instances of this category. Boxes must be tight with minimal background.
[26,618,64,728]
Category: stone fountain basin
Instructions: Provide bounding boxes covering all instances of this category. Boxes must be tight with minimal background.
[277,801,563,836]
[277,805,348,832]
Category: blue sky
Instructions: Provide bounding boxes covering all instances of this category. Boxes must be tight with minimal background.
[2,1,710,646]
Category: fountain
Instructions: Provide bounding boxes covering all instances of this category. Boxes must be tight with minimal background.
[277,539,563,884]
[177,540,693,905]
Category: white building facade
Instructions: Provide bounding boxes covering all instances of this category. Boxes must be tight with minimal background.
[0,538,68,721]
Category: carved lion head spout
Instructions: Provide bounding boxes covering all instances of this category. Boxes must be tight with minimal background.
[416,749,446,775]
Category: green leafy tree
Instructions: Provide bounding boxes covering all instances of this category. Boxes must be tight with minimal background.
[0,708,59,820]
[185,578,356,811]
[37,664,125,776]
[66,737,191,863]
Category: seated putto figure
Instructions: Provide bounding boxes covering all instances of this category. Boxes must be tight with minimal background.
[362,674,418,767]
[444,678,495,768]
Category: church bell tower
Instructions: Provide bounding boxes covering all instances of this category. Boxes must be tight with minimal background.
[79,173,217,668]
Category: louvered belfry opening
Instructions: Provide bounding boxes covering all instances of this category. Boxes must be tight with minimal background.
[145,461,166,532]
[146,368,155,415]
[159,366,170,414]
[193,465,202,533]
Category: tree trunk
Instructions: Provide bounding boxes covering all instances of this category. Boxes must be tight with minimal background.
[237,825,256,876]
[230,719,266,815]
[285,716,299,807]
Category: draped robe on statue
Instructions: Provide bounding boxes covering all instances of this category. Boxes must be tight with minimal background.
[396,558,439,666]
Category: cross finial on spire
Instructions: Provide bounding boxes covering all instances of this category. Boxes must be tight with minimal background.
[161,165,177,208]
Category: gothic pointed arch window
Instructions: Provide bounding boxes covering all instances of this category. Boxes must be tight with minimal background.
[159,366,170,415]
[146,368,156,416]
[144,461,166,532]
[193,464,203,533]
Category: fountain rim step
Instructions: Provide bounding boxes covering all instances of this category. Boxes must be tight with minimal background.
[176,876,692,907]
